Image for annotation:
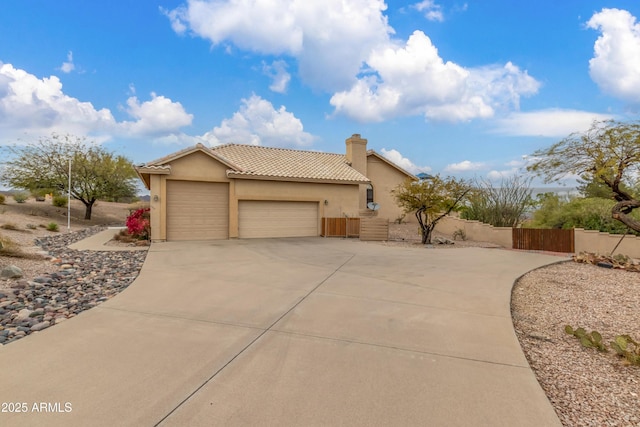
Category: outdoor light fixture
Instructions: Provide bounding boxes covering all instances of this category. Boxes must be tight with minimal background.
[324,199,328,205]
[153,195,159,202]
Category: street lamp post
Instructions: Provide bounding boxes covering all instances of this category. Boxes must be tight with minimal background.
[67,158,71,231]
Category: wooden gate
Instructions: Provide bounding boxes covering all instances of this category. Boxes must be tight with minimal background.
[512,228,574,253]
[321,218,360,237]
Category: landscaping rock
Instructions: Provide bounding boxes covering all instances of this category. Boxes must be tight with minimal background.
[0,226,148,345]
[30,321,50,332]
[1,265,23,279]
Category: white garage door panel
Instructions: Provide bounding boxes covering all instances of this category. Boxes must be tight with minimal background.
[239,201,318,238]
[166,181,229,241]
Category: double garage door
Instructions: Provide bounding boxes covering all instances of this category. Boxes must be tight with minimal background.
[166,181,318,240]
[239,200,318,238]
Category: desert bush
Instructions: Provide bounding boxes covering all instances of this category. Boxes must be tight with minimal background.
[113,229,137,243]
[13,192,28,203]
[532,194,640,235]
[52,195,68,207]
[461,176,534,227]
[452,228,467,241]
[26,223,37,230]
[126,208,150,240]
[0,223,20,231]
[46,222,59,232]
[0,235,43,259]
[0,194,5,204]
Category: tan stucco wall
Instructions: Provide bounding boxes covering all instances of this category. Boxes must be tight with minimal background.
[366,156,413,223]
[575,228,640,258]
[165,151,231,182]
[435,216,512,248]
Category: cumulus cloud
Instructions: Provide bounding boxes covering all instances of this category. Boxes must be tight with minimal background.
[202,94,314,147]
[60,51,75,73]
[263,60,291,93]
[380,148,430,174]
[330,31,540,122]
[413,0,443,22]
[0,62,194,144]
[163,0,393,91]
[119,93,193,136]
[165,1,537,123]
[493,109,614,137]
[444,160,485,172]
[587,8,640,103]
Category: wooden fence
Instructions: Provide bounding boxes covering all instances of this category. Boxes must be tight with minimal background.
[512,228,575,253]
[320,217,389,241]
[359,218,389,241]
[321,218,360,237]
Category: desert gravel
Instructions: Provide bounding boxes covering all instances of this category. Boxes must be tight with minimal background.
[513,262,640,427]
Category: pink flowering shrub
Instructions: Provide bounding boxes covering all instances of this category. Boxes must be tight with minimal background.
[126,208,150,240]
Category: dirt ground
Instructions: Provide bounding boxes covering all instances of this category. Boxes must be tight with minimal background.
[0,197,142,287]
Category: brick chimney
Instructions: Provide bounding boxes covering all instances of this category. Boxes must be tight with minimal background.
[345,134,367,176]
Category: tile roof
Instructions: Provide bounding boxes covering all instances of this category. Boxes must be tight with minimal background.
[211,144,370,183]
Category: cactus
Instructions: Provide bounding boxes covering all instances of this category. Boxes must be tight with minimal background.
[610,335,640,366]
[564,325,607,352]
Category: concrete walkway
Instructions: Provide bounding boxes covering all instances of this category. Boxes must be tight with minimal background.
[0,238,565,426]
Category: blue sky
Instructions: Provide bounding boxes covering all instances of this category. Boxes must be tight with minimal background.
[1,1,640,184]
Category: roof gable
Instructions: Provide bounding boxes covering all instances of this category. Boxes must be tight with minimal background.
[367,150,418,180]
[144,143,241,170]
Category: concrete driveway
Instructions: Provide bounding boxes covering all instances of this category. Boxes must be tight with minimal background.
[0,238,564,426]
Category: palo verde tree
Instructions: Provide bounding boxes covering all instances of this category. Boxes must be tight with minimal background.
[393,175,471,244]
[527,120,640,233]
[1,134,138,220]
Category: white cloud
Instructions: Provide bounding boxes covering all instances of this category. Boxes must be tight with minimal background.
[263,60,291,93]
[0,62,115,140]
[119,93,193,136]
[413,1,443,22]
[164,0,393,91]
[202,94,314,147]
[0,62,194,144]
[379,148,430,174]
[587,8,640,103]
[330,31,539,122]
[60,51,75,74]
[444,160,485,172]
[493,109,614,137]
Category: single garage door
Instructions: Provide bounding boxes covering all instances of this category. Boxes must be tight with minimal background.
[166,180,229,241]
[239,201,318,238]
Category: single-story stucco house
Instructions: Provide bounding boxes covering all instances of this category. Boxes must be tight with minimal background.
[136,134,416,241]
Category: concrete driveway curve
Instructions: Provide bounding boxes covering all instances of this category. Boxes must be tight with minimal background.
[0,238,564,426]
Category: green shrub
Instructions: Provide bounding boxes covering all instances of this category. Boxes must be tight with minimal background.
[532,194,640,235]
[52,195,68,207]
[46,222,59,232]
[13,192,28,203]
[0,194,5,204]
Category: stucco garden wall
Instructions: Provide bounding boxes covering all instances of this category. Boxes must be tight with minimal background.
[435,215,640,258]
[574,228,640,258]
[435,216,512,247]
